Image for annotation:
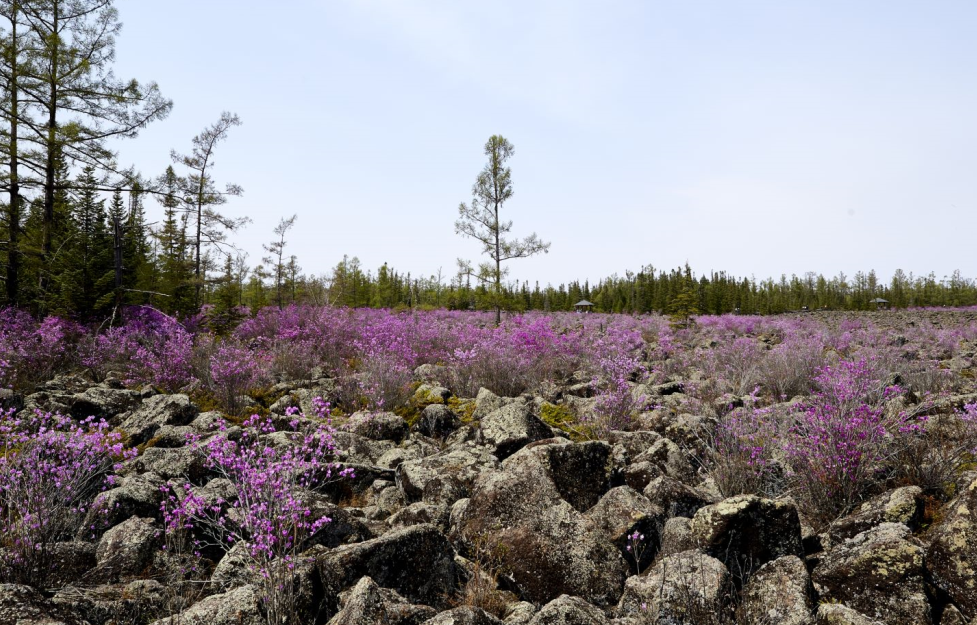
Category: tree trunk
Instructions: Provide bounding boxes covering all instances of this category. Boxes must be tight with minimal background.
[40,3,59,299]
[6,2,20,304]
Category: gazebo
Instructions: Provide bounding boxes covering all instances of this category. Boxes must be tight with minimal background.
[869,298,890,310]
[574,299,594,313]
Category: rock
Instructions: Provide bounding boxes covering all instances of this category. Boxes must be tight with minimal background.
[396,443,499,507]
[634,437,695,483]
[814,604,885,625]
[119,394,198,446]
[689,495,804,583]
[941,605,969,625]
[585,486,665,574]
[316,524,461,618]
[454,442,625,606]
[473,388,511,420]
[327,576,437,625]
[333,431,397,465]
[813,523,931,625]
[0,388,23,412]
[0,583,89,625]
[926,477,977,621]
[622,461,663,492]
[31,541,96,589]
[149,584,264,625]
[414,384,452,404]
[507,439,614,512]
[95,516,161,580]
[415,365,449,385]
[388,502,450,532]
[660,517,695,557]
[416,403,462,438]
[527,595,610,625]
[133,445,208,481]
[827,486,924,543]
[344,411,410,442]
[502,602,537,624]
[146,424,195,448]
[642,476,712,519]
[736,555,815,625]
[479,403,552,460]
[617,549,732,624]
[211,542,258,591]
[422,607,502,625]
[68,386,141,422]
[82,472,166,537]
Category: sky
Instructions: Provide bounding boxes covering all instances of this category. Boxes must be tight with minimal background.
[109,0,977,288]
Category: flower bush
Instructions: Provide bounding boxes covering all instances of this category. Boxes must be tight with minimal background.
[161,398,352,624]
[0,409,133,586]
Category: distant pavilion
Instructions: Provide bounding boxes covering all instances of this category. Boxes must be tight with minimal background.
[574,299,595,313]
[869,297,890,310]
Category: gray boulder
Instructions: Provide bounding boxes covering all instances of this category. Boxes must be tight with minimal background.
[344,411,410,442]
[422,607,502,625]
[814,604,885,625]
[926,476,977,621]
[149,584,264,625]
[827,486,924,543]
[479,403,552,460]
[119,393,198,445]
[327,575,437,625]
[527,595,610,625]
[396,443,499,507]
[0,583,89,625]
[416,403,462,438]
[316,524,461,618]
[585,486,665,574]
[454,442,625,606]
[95,516,161,580]
[82,472,166,537]
[813,523,931,625]
[736,555,815,625]
[617,549,732,625]
[642,475,712,519]
[689,495,804,582]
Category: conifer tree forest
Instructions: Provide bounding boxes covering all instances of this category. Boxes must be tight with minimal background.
[0,1,974,322]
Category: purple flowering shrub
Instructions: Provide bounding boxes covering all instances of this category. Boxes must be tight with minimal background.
[0,309,82,389]
[0,409,134,586]
[588,328,647,435]
[208,341,269,414]
[83,309,195,391]
[709,396,790,498]
[783,358,914,522]
[161,398,352,624]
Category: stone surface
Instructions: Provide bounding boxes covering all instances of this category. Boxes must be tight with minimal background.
[689,495,804,582]
[736,555,815,625]
[617,549,732,625]
[95,516,161,580]
[814,604,885,625]
[453,441,626,606]
[119,394,198,446]
[421,607,502,625]
[0,583,89,625]
[396,443,499,507]
[317,524,461,618]
[327,576,437,625]
[478,403,552,460]
[527,594,610,625]
[642,475,712,519]
[926,476,977,621]
[827,486,924,543]
[813,523,931,625]
[344,411,410,442]
[584,486,664,573]
[149,584,264,625]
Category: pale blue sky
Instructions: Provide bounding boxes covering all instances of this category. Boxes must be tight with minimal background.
[111,0,977,287]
